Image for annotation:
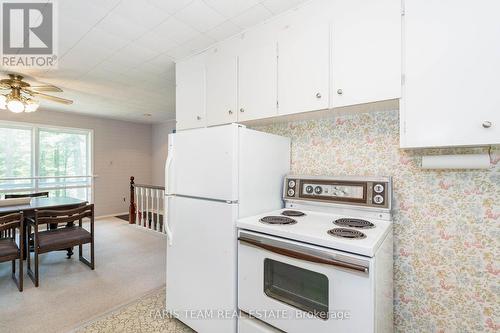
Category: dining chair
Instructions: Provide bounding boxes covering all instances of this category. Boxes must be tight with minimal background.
[4,192,50,249]
[5,192,49,199]
[0,213,24,291]
[2,193,47,238]
[27,204,94,287]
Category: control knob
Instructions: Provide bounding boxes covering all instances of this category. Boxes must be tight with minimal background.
[373,195,384,204]
[374,184,384,193]
[305,185,314,194]
[314,186,323,194]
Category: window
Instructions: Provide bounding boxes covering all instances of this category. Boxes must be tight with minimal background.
[0,122,93,201]
[0,126,32,190]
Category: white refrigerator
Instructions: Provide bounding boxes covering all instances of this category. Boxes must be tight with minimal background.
[165,124,290,333]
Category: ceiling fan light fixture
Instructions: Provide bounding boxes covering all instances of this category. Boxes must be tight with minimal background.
[7,98,25,113]
[24,99,40,112]
[0,95,6,110]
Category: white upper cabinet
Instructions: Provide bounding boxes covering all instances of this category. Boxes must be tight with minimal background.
[205,46,238,126]
[175,0,403,129]
[176,55,206,131]
[277,14,330,115]
[238,37,278,122]
[331,0,401,107]
[401,0,500,148]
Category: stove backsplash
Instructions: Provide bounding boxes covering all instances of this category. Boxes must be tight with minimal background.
[254,109,499,333]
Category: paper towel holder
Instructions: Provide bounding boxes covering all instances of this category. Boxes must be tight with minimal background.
[421,153,491,170]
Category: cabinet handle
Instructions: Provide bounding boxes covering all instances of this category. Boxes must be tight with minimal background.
[482,121,492,128]
[228,110,233,115]
[240,108,245,113]
[196,116,201,120]
[337,89,343,95]
[316,92,322,99]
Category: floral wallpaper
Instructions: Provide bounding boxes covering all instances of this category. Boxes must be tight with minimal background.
[254,110,499,333]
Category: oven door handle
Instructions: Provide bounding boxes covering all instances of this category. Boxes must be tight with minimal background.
[238,237,369,274]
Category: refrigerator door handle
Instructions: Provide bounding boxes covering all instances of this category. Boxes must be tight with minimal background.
[164,195,173,246]
[165,151,174,195]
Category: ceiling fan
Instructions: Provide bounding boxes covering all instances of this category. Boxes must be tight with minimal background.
[0,73,73,113]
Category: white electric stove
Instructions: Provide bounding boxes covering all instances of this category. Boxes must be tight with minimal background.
[237,175,394,333]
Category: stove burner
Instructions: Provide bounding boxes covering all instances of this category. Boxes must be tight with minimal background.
[333,218,374,229]
[281,210,305,217]
[328,228,366,239]
[260,216,297,225]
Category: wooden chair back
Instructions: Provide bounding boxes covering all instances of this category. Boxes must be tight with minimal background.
[0,212,23,242]
[0,212,23,232]
[35,204,94,227]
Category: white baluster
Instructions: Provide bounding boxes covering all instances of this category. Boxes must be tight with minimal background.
[135,186,139,225]
[141,187,145,227]
[146,188,150,228]
[156,189,160,232]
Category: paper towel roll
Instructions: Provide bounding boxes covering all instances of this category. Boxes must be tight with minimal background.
[421,154,491,169]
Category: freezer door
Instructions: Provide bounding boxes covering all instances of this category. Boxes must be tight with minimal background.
[168,124,239,201]
[166,196,238,333]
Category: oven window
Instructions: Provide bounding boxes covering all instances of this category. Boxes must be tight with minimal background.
[264,259,329,320]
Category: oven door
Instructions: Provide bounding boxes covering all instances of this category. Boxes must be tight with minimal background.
[238,230,375,333]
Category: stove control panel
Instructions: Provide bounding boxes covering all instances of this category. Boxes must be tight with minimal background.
[284,176,391,209]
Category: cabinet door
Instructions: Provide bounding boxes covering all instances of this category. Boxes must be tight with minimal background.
[176,56,206,130]
[238,40,278,121]
[401,0,500,148]
[331,0,401,107]
[205,48,238,126]
[277,18,330,115]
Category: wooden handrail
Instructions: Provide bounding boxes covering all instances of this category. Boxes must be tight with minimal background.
[133,184,165,190]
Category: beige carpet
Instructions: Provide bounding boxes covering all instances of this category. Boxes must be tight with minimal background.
[0,217,166,333]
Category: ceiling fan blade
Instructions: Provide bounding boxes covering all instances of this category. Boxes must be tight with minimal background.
[30,91,73,105]
[0,83,11,90]
[26,85,63,93]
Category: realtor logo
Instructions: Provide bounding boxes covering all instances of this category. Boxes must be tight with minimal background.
[1,0,57,68]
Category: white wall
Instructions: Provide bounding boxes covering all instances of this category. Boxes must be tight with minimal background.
[0,109,152,217]
[151,121,176,185]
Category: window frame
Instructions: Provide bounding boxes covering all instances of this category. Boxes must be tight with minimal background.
[0,120,95,202]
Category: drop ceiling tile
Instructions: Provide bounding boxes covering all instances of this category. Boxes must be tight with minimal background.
[165,44,193,60]
[112,44,160,65]
[147,0,194,15]
[58,1,110,27]
[94,59,130,73]
[153,17,200,45]
[182,34,216,53]
[261,0,304,15]
[57,53,101,74]
[230,4,272,29]
[75,27,130,54]
[203,0,261,17]
[148,53,175,67]
[85,0,122,11]
[58,16,93,55]
[96,12,149,41]
[112,0,171,30]
[136,31,179,54]
[174,0,226,32]
[206,20,243,41]
[133,64,168,81]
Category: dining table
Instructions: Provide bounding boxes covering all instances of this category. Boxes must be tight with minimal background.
[0,196,88,259]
